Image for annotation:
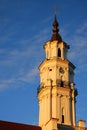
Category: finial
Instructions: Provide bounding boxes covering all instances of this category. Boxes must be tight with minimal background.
[51,15,62,42]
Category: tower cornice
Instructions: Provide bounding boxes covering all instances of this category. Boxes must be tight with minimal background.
[38,58,75,70]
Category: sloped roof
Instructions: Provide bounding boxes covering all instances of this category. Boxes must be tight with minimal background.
[0,120,41,130]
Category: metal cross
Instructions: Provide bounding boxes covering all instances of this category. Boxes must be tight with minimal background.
[54,6,58,14]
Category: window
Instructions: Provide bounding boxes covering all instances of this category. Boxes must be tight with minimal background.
[49,69,52,71]
[62,115,64,123]
[62,108,64,123]
[61,81,64,87]
[58,48,61,57]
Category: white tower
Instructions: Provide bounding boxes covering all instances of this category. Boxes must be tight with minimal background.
[37,16,78,130]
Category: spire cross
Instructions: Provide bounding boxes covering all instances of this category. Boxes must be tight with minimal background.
[54,6,58,15]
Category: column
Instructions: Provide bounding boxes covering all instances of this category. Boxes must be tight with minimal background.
[57,94,61,123]
[67,95,71,125]
[72,96,76,126]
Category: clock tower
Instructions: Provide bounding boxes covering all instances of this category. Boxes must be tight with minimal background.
[37,15,78,130]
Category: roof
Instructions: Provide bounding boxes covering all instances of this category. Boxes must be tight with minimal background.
[51,15,62,42]
[0,120,41,130]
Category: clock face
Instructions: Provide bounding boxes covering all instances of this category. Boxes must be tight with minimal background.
[59,67,64,74]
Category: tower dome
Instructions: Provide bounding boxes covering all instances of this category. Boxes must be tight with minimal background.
[51,15,62,42]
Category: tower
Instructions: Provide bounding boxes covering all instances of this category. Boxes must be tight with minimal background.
[37,15,78,130]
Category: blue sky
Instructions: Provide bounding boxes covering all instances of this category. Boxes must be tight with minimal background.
[0,0,87,126]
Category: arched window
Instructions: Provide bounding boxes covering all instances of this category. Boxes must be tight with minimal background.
[62,115,64,123]
[62,108,65,123]
[61,81,64,87]
[60,76,64,87]
[58,48,61,57]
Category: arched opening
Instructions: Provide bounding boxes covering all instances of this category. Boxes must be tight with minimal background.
[60,76,64,87]
[61,81,64,87]
[62,115,64,123]
[58,48,61,57]
[62,108,65,123]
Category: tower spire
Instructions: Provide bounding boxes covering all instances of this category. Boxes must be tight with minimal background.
[51,15,62,42]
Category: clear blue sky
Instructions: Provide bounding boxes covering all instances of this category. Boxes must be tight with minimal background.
[0,0,87,126]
